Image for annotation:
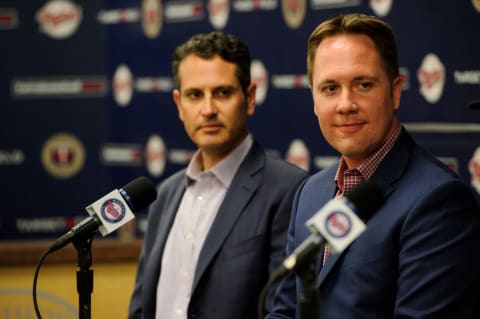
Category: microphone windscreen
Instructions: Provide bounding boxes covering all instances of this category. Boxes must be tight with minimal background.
[344,181,385,221]
[121,176,157,211]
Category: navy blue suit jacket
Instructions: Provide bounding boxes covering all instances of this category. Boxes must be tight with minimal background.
[128,141,308,319]
[269,128,480,319]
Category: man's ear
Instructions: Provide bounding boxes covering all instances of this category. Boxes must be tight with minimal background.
[173,89,184,121]
[310,85,319,116]
[392,75,404,111]
[246,83,256,116]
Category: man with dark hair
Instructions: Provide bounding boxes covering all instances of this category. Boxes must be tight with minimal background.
[128,31,308,319]
[268,13,480,318]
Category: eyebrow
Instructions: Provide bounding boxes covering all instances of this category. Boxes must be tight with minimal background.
[352,75,378,81]
[183,84,238,92]
[212,85,237,91]
[317,75,379,84]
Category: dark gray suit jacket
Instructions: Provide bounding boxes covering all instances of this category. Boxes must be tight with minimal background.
[269,128,480,319]
[128,140,308,319]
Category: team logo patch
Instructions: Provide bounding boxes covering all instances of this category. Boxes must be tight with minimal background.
[36,0,82,39]
[142,0,162,38]
[208,0,229,29]
[41,133,85,179]
[251,60,268,105]
[101,198,126,223]
[146,134,167,177]
[325,211,352,238]
[281,0,306,29]
[369,0,393,17]
[417,53,445,104]
[113,64,134,107]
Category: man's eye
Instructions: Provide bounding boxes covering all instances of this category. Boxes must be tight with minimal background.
[358,81,373,89]
[215,89,232,97]
[186,91,201,99]
[321,85,337,94]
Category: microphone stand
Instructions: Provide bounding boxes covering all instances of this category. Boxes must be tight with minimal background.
[297,257,319,319]
[73,232,95,319]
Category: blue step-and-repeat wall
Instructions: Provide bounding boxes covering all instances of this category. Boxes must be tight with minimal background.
[1,0,480,240]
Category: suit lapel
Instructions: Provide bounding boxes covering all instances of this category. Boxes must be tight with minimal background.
[316,247,342,284]
[191,142,264,291]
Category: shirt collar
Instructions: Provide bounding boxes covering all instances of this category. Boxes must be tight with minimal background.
[185,134,253,188]
[335,121,401,193]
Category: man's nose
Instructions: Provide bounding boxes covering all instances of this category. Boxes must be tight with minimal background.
[201,95,218,116]
[336,89,358,114]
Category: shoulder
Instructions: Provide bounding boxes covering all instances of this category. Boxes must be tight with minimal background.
[378,129,469,197]
[259,153,309,196]
[264,151,309,178]
[247,140,309,182]
[378,132,479,221]
[399,137,468,193]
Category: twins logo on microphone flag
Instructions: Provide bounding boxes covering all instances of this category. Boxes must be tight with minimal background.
[306,198,366,253]
[85,189,135,236]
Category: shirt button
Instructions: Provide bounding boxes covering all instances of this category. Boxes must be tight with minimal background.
[197,195,203,201]
[186,232,193,240]
[176,309,182,316]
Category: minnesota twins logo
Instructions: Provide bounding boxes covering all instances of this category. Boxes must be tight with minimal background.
[142,0,162,38]
[417,53,445,104]
[325,211,352,238]
[281,0,306,29]
[101,198,126,223]
[41,133,85,179]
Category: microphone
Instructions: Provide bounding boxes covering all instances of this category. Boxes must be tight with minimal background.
[272,181,384,280]
[48,176,157,253]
